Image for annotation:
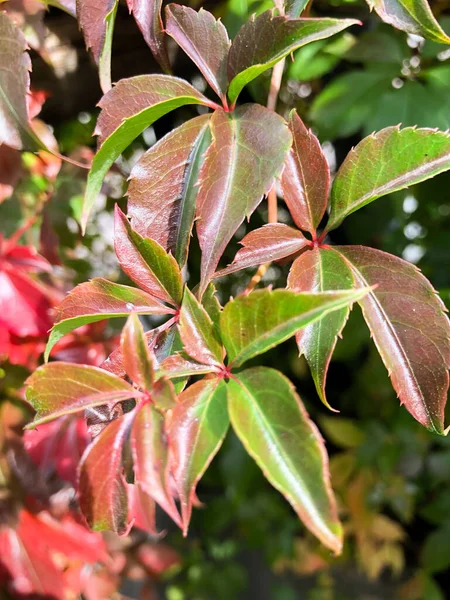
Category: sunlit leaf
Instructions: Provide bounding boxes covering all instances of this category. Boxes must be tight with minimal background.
[227,10,359,104]
[285,0,310,17]
[196,104,292,293]
[179,287,223,367]
[83,75,215,232]
[228,367,342,553]
[170,378,228,534]
[220,287,371,368]
[214,224,307,279]
[126,0,171,72]
[151,377,178,411]
[327,126,450,231]
[127,115,211,267]
[337,246,450,434]
[79,410,136,533]
[281,110,329,236]
[160,353,219,378]
[288,248,355,410]
[131,402,181,527]
[121,313,155,390]
[115,205,183,307]
[25,362,138,427]
[166,4,230,104]
[366,0,450,44]
[76,0,118,93]
[45,278,172,360]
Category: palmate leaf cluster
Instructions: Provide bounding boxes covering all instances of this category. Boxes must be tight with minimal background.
[1,0,450,568]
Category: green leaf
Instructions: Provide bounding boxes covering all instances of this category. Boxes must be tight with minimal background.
[166,4,230,104]
[319,416,366,449]
[227,367,342,553]
[366,0,450,44]
[131,402,181,527]
[337,246,450,434]
[288,248,355,410]
[220,287,371,368]
[328,126,450,232]
[170,378,229,534]
[121,313,155,391]
[179,287,224,367]
[421,524,450,572]
[25,362,139,427]
[128,114,211,268]
[227,10,359,104]
[45,278,172,360]
[196,104,292,293]
[114,205,183,306]
[82,75,215,233]
[79,410,136,533]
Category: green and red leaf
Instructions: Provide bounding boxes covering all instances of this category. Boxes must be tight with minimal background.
[281,110,329,236]
[220,287,371,368]
[131,402,181,527]
[337,246,450,434]
[327,126,450,231]
[45,278,172,360]
[121,313,155,391]
[227,367,342,553]
[170,378,228,534]
[178,287,223,367]
[79,410,136,533]
[127,115,211,267]
[166,4,230,105]
[115,205,183,306]
[25,362,139,427]
[83,75,215,232]
[196,104,292,293]
[288,248,355,410]
[227,10,360,104]
[126,0,171,73]
[214,224,308,279]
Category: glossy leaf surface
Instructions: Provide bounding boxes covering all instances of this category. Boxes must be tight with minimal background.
[126,0,171,72]
[214,224,308,279]
[121,313,154,391]
[328,126,450,231]
[25,362,138,427]
[79,410,136,533]
[170,378,228,534]
[367,0,450,44]
[288,248,355,409]
[285,0,310,17]
[76,0,118,93]
[0,12,32,149]
[115,206,183,306]
[337,246,450,434]
[281,110,329,235]
[227,11,359,103]
[83,75,214,232]
[196,104,292,293]
[228,367,342,553]
[220,287,371,368]
[160,353,219,378]
[166,4,230,104]
[45,278,171,360]
[131,402,181,526]
[179,287,223,367]
[127,114,211,267]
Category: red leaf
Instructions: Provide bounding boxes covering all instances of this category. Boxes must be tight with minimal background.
[127,0,171,73]
[281,110,329,236]
[121,312,155,391]
[127,482,158,536]
[79,410,137,533]
[214,223,308,278]
[131,402,182,527]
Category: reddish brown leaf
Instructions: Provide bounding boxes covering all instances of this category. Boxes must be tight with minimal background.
[0,144,22,202]
[127,0,171,73]
[115,205,183,306]
[166,4,230,104]
[121,313,155,391]
[281,110,329,236]
[337,246,450,433]
[131,402,182,527]
[127,114,211,267]
[196,104,292,293]
[127,482,158,536]
[159,353,219,378]
[214,223,308,279]
[79,410,136,533]
[152,377,178,411]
